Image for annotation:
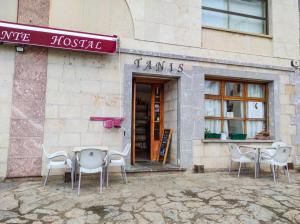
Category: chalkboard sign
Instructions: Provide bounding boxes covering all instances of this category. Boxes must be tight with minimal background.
[157,129,173,164]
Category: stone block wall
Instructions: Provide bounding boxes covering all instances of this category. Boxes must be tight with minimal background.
[43,50,124,175]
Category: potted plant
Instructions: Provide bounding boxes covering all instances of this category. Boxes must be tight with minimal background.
[229,133,247,140]
[204,128,221,139]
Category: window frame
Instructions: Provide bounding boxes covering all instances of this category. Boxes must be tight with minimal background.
[205,78,268,138]
[202,0,268,35]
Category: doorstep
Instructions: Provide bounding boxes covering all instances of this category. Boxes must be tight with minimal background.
[126,161,186,173]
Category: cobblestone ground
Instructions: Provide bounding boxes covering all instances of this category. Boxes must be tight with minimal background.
[1,171,300,224]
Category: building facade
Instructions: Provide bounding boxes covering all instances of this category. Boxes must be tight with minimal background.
[0,0,299,178]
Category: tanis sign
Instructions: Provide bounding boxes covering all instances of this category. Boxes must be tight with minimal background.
[0,21,118,54]
[134,58,184,73]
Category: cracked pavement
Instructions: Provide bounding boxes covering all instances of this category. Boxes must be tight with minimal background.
[0,171,300,223]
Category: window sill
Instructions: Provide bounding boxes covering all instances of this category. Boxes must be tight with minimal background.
[202,26,273,39]
[202,139,275,143]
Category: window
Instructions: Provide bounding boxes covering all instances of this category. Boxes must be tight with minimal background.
[202,0,267,35]
[205,79,268,139]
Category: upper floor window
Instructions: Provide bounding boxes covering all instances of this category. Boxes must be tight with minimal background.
[202,0,267,35]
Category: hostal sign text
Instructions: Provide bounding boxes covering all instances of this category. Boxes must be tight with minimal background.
[134,58,183,73]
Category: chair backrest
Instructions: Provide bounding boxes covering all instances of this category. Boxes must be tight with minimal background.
[271,146,291,164]
[228,143,241,159]
[79,148,107,169]
[272,141,287,148]
[41,144,49,158]
[122,143,131,157]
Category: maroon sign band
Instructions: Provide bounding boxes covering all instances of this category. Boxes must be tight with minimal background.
[0,21,118,54]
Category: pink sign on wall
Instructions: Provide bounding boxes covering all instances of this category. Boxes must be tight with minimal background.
[0,21,118,54]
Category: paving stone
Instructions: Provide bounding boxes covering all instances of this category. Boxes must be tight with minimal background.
[184,201,205,208]
[41,215,61,222]
[246,204,276,222]
[197,206,223,215]
[32,222,43,224]
[156,198,170,205]
[5,218,29,223]
[113,212,133,221]
[204,214,224,222]
[33,208,57,215]
[179,211,195,220]
[0,195,18,210]
[197,190,219,200]
[133,214,150,224]
[142,201,160,212]
[282,210,300,223]
[257,197,283,209]
[141,212,165,223]
[239,215,260,224]
[161,202,188,211]
[0,211,18,220]
[85,214,101,223]
[163,209,179,222]
[65,208,86,218]
[22,214,38,220]
[19,203,40,215]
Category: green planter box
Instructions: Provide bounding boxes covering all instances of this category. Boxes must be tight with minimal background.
[229,133,247,140]
[205,133,221,139]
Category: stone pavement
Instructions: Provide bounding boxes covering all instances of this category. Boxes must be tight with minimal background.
[1,171,300,224]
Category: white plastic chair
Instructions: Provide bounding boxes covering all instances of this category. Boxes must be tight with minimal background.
[261,141,287,157]
[42,144,73,189]
[228,143,257,178]
[107,143,131,186]
[260,146,291,183]
[76,148,108,196]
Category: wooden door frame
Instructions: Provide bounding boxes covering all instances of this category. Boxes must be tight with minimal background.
[131,79,136,165]
[131,77,167,165]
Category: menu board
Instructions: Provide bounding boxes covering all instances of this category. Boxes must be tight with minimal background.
[157,129,173,164]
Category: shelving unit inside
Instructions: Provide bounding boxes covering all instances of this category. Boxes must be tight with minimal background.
[135,84,151,161]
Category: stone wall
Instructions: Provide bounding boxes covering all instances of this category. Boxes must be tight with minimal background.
[164,79,178,165]
[0,1,18,178]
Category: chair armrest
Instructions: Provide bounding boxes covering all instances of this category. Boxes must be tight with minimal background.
[104,154,109,166]
[47,151,68,160]
[260,151,272,160]
[76,153,80,165]
[242,151,256,156]
[109,150,125,157]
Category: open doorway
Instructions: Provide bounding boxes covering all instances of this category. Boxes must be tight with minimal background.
[131,76,179,170]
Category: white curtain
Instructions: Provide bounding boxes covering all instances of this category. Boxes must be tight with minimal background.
[205,100,221,117]
[205,80,220,95]
[205,120,221,133]
[247,121,264,138]
[248,84,264,98]
[247,102,264,118]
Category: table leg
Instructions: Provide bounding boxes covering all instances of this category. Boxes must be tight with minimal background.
[256,148,261,177]
[102,166,108,187]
